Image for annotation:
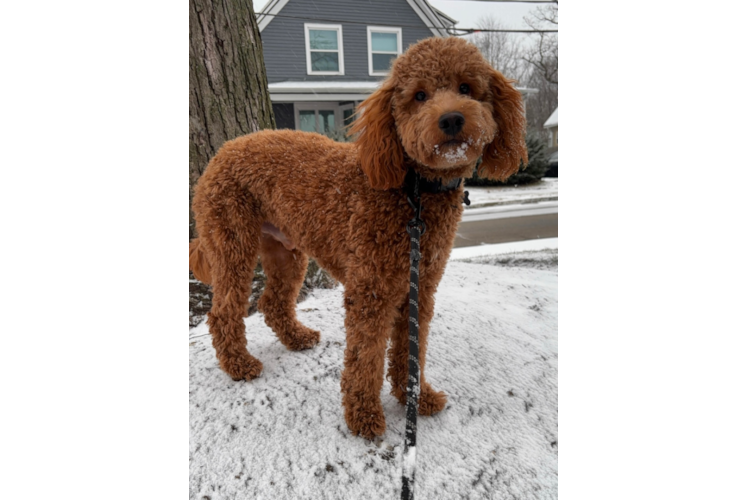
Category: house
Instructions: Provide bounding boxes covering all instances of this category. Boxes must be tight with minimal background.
[256,0,532,134]
[543,108,561,177]
[543,108,561,149]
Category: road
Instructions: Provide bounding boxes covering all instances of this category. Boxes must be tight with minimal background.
[453,201,558,248]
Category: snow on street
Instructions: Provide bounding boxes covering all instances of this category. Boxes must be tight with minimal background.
[190,249,558,499]
[465,178,558,208]
[450,239,559,261]
[461,201,558,223]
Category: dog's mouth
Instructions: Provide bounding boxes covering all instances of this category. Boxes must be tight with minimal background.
[432,138,473,166]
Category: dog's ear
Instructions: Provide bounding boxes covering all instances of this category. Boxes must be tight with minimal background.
[478,69,528,181]
[349,80,406,190]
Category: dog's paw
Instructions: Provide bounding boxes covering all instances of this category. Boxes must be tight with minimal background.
[391,382,447,416]
[220,353,263,381]
[343,397,386,440]
[418,386,447,416]
[280,325,321,351]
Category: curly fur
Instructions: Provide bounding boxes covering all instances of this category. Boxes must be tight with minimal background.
[189,37,527,439]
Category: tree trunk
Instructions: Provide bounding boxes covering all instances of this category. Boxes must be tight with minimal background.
[189,0,275,240]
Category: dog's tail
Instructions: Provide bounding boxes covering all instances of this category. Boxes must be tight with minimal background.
[189,238,213,285]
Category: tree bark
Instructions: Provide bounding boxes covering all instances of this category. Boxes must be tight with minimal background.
[189,0,275,240]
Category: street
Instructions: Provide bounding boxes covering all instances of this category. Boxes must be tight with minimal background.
[454,202,558,248]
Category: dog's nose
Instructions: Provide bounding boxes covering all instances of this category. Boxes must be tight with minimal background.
[438,112,465,136]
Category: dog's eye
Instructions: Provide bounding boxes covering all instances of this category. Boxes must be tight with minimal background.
[415,91,427,102]
[459,83,471,95]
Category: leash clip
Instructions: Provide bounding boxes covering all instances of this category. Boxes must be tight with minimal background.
[407,218,426,238]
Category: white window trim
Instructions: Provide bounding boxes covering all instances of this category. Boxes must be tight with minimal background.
[304,24,344,76]
[367,26,402,76]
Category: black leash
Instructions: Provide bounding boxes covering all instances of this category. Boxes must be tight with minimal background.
[399,169,469,500]
[402,174,425,500]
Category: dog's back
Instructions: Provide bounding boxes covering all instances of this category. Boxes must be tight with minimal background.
[190,129,365,284]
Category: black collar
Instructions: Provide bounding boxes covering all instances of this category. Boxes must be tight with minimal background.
[402,168,469,235]
[403,168,462,196]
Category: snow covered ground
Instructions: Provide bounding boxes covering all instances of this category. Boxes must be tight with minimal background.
[465,178,558,208]
[449,238,561,266]
[190,247,558,499]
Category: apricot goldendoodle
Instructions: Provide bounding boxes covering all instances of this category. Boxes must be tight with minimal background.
[189,37,527,439]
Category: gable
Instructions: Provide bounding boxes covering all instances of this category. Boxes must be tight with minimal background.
[257,0,453,37]
[257,0,456,83]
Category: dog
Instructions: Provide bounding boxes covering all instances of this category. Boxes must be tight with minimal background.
[189,36,527,439]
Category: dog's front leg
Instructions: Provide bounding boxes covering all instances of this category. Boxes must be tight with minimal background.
[340,274,400,439]
[387,281,447,416]
[387,236,452,416]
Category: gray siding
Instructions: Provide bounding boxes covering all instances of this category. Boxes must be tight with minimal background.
[260,0,437,83]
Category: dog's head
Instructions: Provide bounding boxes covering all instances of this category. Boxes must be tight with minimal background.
[350,37,528,189]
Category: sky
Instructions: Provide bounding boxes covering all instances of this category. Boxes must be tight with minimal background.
[253,0,543,31]
[428,0,539,30]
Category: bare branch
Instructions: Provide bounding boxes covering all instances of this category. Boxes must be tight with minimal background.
[471,14,530,83]
[519,3,558,135]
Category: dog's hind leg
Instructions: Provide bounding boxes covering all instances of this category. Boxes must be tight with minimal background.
[258,233,321,351]
[199,195,264,381]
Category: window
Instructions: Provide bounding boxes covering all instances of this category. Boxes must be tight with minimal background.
[367,27,402,76]
[298,109,335,134]
[295,103,357,135]
[304,24,344,75]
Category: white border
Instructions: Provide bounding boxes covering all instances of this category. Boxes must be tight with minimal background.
[366,26,402,76]
[304,23,345,76]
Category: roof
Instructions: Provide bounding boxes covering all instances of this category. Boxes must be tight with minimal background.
[268,81,381,102]
[269,81,382,91]
[256,0,289,31]
[257,0,456,36]
[268,80,539,102]
[429,5,458,26]
[543,107,558,129]
[405,0,456,36]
